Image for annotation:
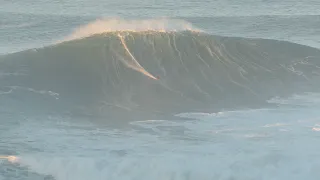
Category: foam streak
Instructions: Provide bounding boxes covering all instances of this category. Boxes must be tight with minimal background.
[118,34,158,80]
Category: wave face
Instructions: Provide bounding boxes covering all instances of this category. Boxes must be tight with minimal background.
[1,31,320,121]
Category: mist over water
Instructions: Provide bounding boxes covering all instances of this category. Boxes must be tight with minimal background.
[1,0,320,179]
[61,18,202,41]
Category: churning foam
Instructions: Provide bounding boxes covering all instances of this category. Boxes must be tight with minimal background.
[62,18,202,42]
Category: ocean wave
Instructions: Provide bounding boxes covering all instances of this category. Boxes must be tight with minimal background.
[1,21,320,121]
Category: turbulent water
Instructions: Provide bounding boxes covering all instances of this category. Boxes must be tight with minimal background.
[1,0,320,180]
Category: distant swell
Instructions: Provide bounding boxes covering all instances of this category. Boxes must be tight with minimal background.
[1,29,320,122]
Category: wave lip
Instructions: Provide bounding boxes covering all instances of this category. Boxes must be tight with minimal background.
[61,18,203,42]
[1,20,320,121]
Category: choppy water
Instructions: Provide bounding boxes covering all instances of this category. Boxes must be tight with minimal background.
[1,0,320,179]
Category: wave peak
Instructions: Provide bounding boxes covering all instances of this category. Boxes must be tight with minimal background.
[62,18,202,42]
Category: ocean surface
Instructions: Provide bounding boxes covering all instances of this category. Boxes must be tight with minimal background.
[1,0,320,179]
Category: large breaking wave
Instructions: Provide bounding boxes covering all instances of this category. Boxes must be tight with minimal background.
[1,19,320,122]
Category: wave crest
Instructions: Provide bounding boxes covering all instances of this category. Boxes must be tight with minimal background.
[62,18,202,42]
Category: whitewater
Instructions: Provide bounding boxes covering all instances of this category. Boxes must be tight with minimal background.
[1,0,320,179]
